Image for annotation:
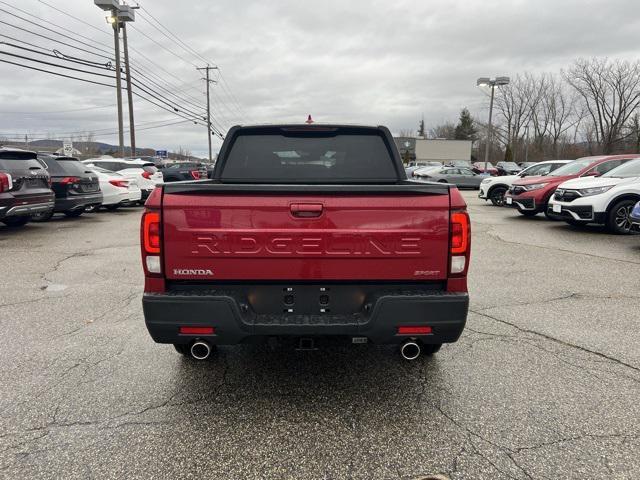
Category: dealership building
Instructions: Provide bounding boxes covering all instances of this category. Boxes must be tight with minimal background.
[394,137,472,165]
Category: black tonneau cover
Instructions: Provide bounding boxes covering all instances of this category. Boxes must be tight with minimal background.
[162,180,450,195]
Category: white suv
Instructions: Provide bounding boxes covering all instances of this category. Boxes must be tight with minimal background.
[479,160,572,206]
[547,158,640,234]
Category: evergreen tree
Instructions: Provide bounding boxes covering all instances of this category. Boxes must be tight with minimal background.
[454,108,477,141]
[417,117,425,137]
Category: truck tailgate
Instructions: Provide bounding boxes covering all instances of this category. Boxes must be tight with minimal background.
[162,191,450,281]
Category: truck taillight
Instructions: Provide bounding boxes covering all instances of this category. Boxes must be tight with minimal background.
[0,172,12,192]
[190,170,201,180]
[142,210,162,276]
[143,211,161,254]
[450,211,470,276]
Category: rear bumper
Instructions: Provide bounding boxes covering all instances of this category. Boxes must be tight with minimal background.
[0,200,55,220]
[142,287,469,346]
[54,193,103,212]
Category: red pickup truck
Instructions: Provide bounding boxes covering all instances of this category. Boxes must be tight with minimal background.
[141,124,470,361]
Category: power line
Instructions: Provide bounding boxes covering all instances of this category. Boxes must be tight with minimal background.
[0,55,211,130]
[1,35,215,129]
[1,40,112,70]
[0,4,114,59]
[0,118,197,140]
[0,104,115,115]
[128,23,197,68]
[7,1,205,107]
[0,49,115,80]
[0,58,115,88]
[137,6,210,65]
[0,1,226,137]
[132,1,248,121]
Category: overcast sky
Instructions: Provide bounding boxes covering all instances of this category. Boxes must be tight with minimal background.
[1,0,639,157]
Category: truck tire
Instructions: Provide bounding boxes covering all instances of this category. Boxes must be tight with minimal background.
[489,186,507,206]
[2,216,30,227]
[607,200,638,235]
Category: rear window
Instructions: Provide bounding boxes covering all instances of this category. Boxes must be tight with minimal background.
[498,162,519,169]
[220,130,398,183]
[40,157,89,176]
[142,165,158,174]
[0,152,43,170]
[167,163,199,170]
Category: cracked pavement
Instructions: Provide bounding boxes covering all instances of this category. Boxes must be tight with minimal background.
[1,193,639,479]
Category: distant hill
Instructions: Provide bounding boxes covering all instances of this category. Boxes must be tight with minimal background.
[0,139,200,161]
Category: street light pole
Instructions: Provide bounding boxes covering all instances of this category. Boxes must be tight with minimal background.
[477,76,510,173]
[484,85,495,173]
[95,1,136,158]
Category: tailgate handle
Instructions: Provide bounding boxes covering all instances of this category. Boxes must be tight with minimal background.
[290,203,323,218]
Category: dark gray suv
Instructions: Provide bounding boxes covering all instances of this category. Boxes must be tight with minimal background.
[0,148,55,228]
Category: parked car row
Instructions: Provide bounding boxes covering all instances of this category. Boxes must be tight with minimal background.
[411,164,483,189]
[405,160,536,189]
[480,155,640,235]
[0,148,152,228]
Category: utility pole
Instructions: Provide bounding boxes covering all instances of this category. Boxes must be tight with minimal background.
[112,14,124,157]
[122,22,135,157]
[196,65,218,162]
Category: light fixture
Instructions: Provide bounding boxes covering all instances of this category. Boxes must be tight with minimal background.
[106,15,116,24]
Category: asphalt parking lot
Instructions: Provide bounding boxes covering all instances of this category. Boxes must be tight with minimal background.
[1,192,639,479]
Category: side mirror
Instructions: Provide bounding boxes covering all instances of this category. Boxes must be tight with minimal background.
[585,171,601,177]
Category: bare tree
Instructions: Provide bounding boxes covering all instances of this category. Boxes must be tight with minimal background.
[540,75,583,157]
[398,129,414,138]
[428,122,456,139]
[622,112,640,153]
[494,73,545,161]
[564,58,640,153]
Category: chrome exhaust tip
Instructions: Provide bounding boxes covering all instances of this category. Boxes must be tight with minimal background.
[190,341,211,360]
[400,341,421,361]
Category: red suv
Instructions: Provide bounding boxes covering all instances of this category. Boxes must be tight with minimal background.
[504,155,639,217]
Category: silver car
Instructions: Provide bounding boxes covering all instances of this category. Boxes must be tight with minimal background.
[413,165,483,189]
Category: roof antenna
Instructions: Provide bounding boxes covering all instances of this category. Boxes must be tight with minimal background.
[305,115,314,124]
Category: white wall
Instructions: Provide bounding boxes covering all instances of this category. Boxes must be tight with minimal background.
[414,139,472,163]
